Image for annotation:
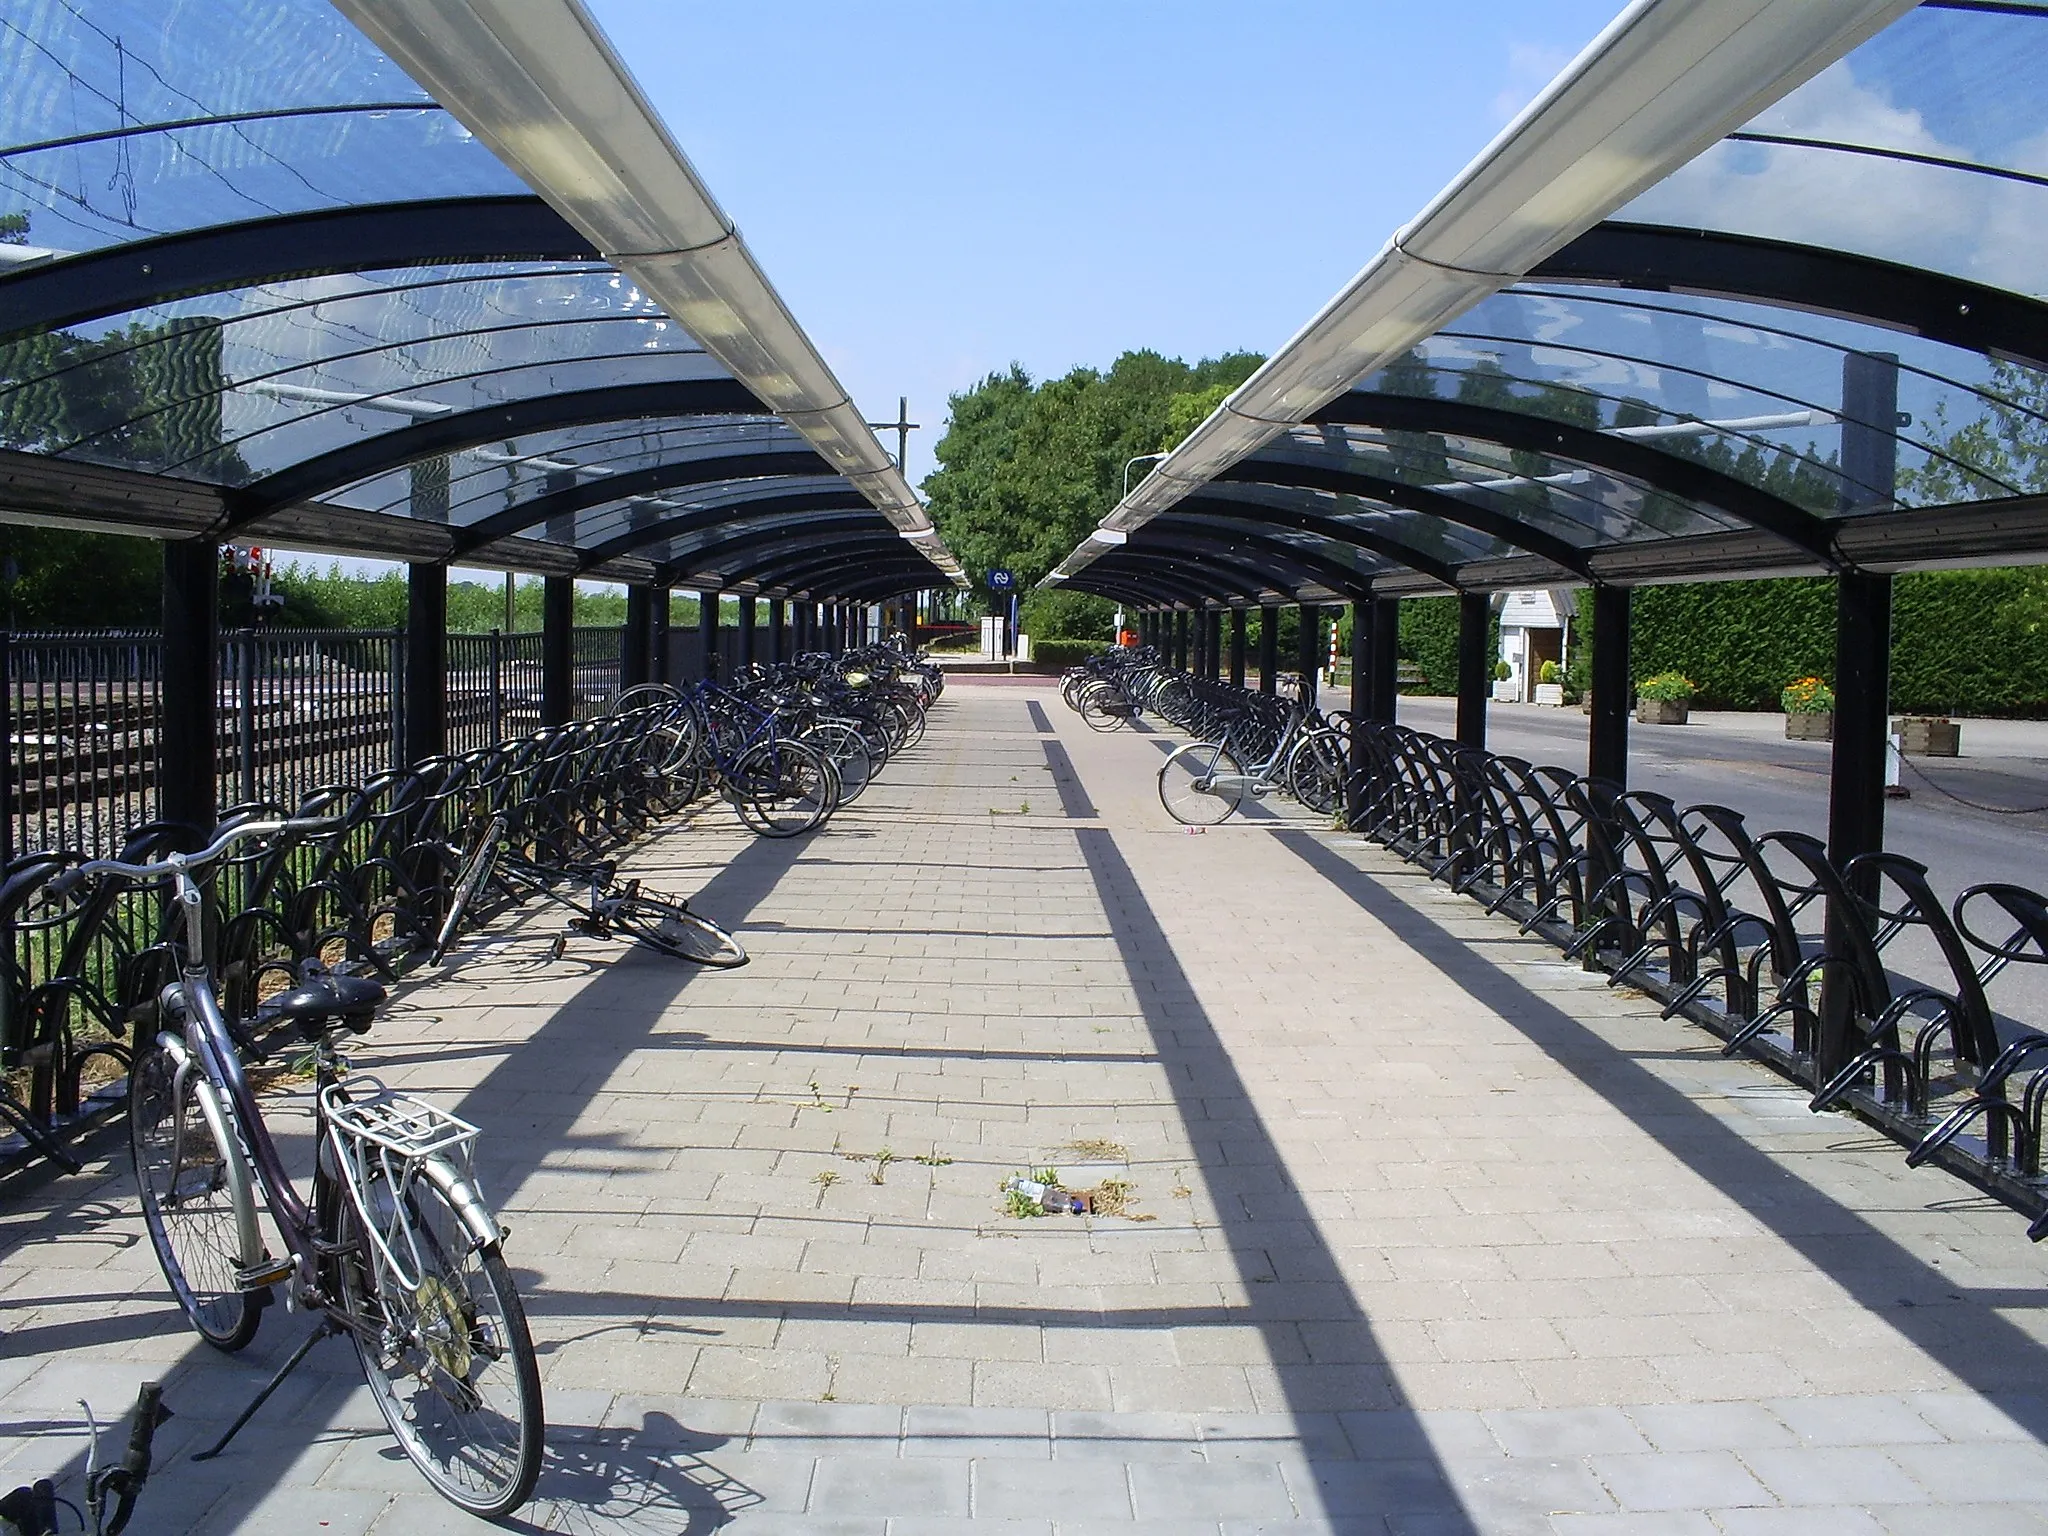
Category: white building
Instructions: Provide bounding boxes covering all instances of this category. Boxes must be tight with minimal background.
[1494,589,1577,704]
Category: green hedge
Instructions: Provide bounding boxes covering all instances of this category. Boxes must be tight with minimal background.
[1032,639,1110,669]
[1620,568,2048,715]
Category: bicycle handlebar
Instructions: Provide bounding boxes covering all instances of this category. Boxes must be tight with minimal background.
[44,816,354,900]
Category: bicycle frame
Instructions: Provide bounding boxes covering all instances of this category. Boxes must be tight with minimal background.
[1202,708,1310,797]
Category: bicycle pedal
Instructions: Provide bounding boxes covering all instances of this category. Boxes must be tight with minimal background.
[236,1255,294,1289]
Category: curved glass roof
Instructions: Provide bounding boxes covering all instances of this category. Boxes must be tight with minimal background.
[0,0,956,596]
[1054,0,2048,605]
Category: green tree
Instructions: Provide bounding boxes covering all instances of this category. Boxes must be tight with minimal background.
[923,349,1261,604]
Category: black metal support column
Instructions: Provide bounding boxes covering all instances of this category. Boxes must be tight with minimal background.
[699,591,721,681]
[1455,591,1489,749]
[160,539,219,839]
[1346,600,1370,824]
[1588,584,1631,786]
[767,598,785,664]
[1228,609,1247,689]
[738,595,757,669]
[622,584,653,690]
[1368,597,1400,722]
[1206,610,1224,682]
[541,575,573,726]
[1817,350,1903,1082]
[651,587,672,684]
[1258,605,1279,695]
[405,563,447,765]
[1296,605,1321,707]
[1171,611,1187,671]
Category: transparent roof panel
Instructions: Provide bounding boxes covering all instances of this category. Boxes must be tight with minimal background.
[323,417,808,522]
[1249,425,1752,548]
[1619,2,2048,299]
[0,0,519,261]
[0,264,725,483]
[1346,286,2048,515]
[562,476,858,551]
[1190,482,1512,566]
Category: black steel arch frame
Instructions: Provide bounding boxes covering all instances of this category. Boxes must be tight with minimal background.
[1216,456,1594,577]
[1308,391,1842,567]
[1064,572,1195,609]
[225,378,769,528]
[695,533,918,592]
[579,492,868,572]
[1123,524,1379,601]
[1089,545,1326,606]
[1165,494,1463,588]
[649,509,893,582]
[1533,221,2048,377]
[456,445,830,555]
[1084,555,1294,608]
[764,550,939,600]
[0,195,600,346]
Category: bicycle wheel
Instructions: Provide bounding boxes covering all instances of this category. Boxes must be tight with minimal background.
[338,1166,543,1518]
[731,740,836,838]
[1287,730,1347,816]
[1158,742,1243,825]
[612,893,749,967]
[431,821,502,965]
[130,1041,264,1351]
[1078,686,1132,733]
[802,723,873,804]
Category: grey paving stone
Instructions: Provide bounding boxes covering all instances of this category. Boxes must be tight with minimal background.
[1484,1406,1650,1458]
[1709,1509,1888,1536]
[1885,1441,2048,1502]
[1624,1402,1799,1454]
[752,1399,904,1457]
[1052,1410,1203,1463]
[1548,1515,1717,1535]
[1586,1450,1772,1512]
[1737,1445,1930,1506]
[1870,1506,2048,1536]
[974,1459,1134,1521]
[904,1405,1053,1460]
[1128,1460,1298,1520]
[811,1456,972,1519]
[1283,1456,1460,1519]
[1446,1454,1615,1524]
[1765,1395,1948,1448]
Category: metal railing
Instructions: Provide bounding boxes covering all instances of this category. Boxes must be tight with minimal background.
[0,626,625,860]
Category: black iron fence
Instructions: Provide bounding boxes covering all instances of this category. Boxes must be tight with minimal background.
[0,626,623,860]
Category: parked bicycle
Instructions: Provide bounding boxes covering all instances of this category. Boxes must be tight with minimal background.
[433,810,747,968]
[47,817,544,1519]
[1157,700,1347,824]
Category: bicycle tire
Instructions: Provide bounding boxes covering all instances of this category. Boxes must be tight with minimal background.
[1158,742,1244,826]
[816,724,876,803]
[337,1165,543,1518]
[612,893,749,967]
[1287,731,1347,816]
[130,1041,264,1352]
[1078,686,1132,732]
[431,821,503,965]
[731,740,836,838]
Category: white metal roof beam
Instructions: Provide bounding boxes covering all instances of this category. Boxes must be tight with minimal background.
[1047,0,1915,584]
[333,0,966,588]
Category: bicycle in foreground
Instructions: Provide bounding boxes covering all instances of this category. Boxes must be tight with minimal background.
[52,818,544,1519]
[432,810,748,968]
[1,1382,168,1535]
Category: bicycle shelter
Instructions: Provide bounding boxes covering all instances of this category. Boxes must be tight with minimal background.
[0,0,968,838]
[11,1,2048,1531]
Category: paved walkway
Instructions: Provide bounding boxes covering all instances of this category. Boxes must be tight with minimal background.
[4,679,2047,1533]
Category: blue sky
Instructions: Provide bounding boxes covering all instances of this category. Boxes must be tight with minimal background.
[296,1,1622,581]
[585,0,1621,488]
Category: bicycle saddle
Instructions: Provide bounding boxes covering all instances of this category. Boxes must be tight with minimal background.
[268,974,386,1038]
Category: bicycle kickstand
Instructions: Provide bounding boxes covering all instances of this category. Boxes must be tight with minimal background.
[192,1317,337,1463]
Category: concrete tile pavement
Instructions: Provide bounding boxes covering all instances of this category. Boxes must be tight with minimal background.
[1,678,2045,1531]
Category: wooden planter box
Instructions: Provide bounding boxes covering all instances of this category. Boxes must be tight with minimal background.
[1637,698,1689,725]
[1533,683,1565,706]
[1785,711,1833,741]
[1893,715,1961,756]
[1492,681,1518,703]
